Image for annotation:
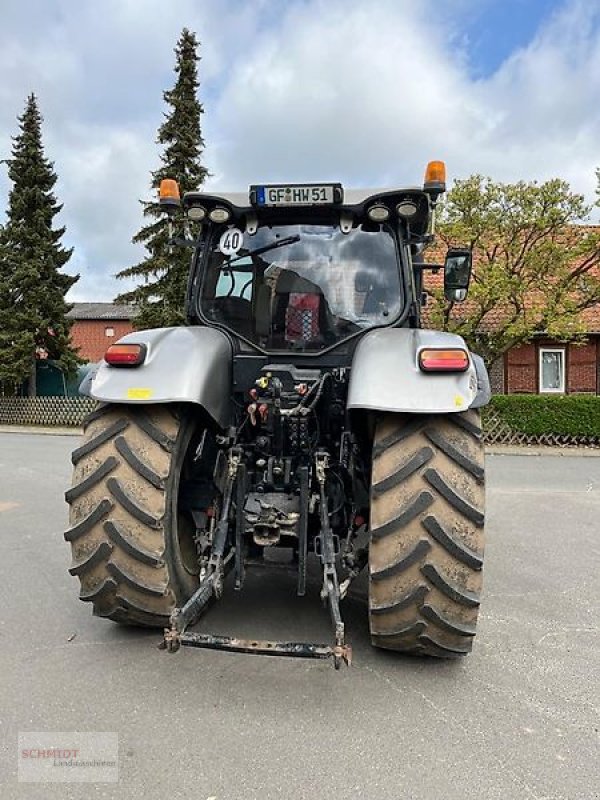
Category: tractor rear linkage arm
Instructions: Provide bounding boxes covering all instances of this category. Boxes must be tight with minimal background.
[161,448,352,668]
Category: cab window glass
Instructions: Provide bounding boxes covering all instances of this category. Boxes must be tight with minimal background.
[201,223,402,352]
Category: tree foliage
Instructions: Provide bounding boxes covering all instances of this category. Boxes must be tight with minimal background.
[115,29,208,329]
[0,94,78,395]
[428,175,600,366]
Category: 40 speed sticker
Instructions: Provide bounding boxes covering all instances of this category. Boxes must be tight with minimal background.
[219,228,244,256]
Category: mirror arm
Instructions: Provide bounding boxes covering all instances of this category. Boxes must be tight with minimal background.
[413,262,442,272]
[406,232,434,246]
[168,236,198,248]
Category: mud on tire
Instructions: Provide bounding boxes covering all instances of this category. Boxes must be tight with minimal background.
[64,404,201,627]
[369,409,485,658]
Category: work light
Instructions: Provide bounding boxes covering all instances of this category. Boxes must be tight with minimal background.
[209,207,231,223]
[367,205,389,222]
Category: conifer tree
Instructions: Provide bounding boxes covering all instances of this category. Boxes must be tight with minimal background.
[115,29,208,328]
[0,94,78,396]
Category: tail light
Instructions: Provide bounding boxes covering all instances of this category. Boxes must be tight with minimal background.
[419,348,469,372]
[104,343,146,366]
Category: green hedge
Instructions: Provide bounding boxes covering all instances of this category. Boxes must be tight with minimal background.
[484,394,600,437]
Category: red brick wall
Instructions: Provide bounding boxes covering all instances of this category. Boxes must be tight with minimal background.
[505,338,599,394]
[568,340,597,393]
[506,343,537,393]
[70,320,134,362]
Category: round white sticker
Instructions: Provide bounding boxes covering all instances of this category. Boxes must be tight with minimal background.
[219,228,244,256]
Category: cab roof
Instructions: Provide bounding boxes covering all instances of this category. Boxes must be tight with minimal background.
[182,186,432,236]
[183,186,423,209]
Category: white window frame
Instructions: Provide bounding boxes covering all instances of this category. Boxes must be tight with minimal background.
[105,326,115,338]
[539,347,565,394]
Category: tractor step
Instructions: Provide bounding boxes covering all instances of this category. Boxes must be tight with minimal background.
[163,630,352,666]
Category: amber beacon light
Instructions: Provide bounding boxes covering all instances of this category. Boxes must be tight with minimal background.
[424,160,446,195]
[159,178,181,209]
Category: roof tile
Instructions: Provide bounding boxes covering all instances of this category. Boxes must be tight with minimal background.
[67,302,138,321]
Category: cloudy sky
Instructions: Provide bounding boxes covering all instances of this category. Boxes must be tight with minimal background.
[1,0,599,300]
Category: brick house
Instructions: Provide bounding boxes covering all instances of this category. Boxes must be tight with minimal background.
[428,312,600,396]
[67,303,137,362]
[423,253,600,396]
[467,281,600,395]
[500,321,599,394]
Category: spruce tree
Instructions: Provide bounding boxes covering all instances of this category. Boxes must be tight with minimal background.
[115,29,208,328]
[0,94,78,396]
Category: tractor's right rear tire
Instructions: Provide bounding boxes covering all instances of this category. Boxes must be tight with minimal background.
[64,404,206,628]
[368,409,485,658]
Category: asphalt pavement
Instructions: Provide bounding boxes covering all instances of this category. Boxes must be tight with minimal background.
[0,432,599,800]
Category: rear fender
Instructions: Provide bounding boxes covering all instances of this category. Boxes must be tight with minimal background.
[86,327,232,428]
[347,328,481,414]
[470,352,491,409]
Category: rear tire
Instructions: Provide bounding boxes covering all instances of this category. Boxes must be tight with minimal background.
[369,409,485,658]
[64,404,203,627]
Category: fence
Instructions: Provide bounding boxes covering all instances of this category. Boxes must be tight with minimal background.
[0,396,96,427]
[481,406,599,447]
[0,397,598,447]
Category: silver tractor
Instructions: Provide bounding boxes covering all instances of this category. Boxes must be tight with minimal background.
[65,162,489,667]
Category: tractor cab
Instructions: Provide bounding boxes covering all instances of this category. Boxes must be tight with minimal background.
[160,172,454,355]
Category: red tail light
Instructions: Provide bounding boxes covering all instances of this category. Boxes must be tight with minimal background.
[104,343,146,366]
[419,348,469,372]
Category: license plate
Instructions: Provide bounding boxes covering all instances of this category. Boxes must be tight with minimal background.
[253,184,338,206]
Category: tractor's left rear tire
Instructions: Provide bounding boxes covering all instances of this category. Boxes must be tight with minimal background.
[64,403,205,628]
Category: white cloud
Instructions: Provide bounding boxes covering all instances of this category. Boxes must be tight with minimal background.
[1,0,599,301]
[53,124,159,301]
[0,0,282,299]
[209,0,600,206]
[469,0,600,201]
[208,0,472,189]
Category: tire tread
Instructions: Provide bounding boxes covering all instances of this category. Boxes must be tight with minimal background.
[65,457,118,503]
[65,405,195,628]
[369,411,485,658]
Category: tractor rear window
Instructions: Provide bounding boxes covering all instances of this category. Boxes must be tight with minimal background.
[200,222,403,352]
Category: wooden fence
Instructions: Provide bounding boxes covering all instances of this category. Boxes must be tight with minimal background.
[0,396,96,427]
[0,397,598,447]
[482,407,600,448]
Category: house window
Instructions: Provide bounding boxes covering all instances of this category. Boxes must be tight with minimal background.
[105,326,115,337]
[539,348,565,393]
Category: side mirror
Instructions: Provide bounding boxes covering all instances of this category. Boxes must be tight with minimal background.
[444,248,472,302]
